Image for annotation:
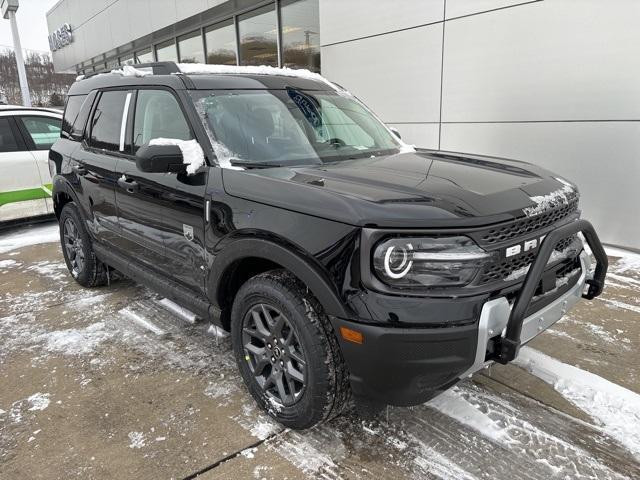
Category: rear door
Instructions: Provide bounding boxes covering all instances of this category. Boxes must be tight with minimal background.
[115,87,207,291]
[75,89,132,246]
[0,114,49,222]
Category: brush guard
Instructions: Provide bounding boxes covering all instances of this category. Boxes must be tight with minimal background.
[494,219,608,364]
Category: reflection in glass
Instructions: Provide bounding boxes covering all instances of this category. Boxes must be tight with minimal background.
[156,40,177,62]
[135,48,154,63]
[178,30,205,63]
[238,4,278,67]
[281,0,320,72]
[120,54,134,66]
[205,19,237,65]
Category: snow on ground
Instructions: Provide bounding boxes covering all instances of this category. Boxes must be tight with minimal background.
[515,346,640,459]
[0,223,59,254]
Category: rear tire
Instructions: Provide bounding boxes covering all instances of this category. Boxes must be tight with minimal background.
[231,270,350,429]
[59,202,108,288]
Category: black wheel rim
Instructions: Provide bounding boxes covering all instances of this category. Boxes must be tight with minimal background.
[63,217,85,277]
[241,303,307,407]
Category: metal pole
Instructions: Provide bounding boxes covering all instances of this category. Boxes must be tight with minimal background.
[7,9,31,107]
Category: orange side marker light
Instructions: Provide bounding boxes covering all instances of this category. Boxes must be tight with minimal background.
[340,326,363,344]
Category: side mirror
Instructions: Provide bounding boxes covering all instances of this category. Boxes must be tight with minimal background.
[389,127,402,140]
[136,144,185,173]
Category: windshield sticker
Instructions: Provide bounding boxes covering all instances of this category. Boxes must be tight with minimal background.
[287,88,322,129]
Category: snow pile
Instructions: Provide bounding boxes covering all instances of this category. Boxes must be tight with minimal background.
[110,65,152,78]
[514,346,640,459]
[39,322,113,356]
[606,246,640,275]
[523,181,577,217]
[148,138,205,175]
[27,393,50,411]
[428,387,507,444]
[128,431,146,449]
[0,223,59,254]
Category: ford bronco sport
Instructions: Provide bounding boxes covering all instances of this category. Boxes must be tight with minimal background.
[49,63,607,429]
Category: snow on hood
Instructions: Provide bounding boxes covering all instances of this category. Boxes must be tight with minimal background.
[148,138,205,175]
[523,177,577,217]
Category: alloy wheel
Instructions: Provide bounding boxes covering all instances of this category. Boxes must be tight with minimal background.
[63,217,85,277]
[241,303,307,406]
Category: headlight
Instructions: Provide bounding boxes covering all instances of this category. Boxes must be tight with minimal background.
[372,236,495,288]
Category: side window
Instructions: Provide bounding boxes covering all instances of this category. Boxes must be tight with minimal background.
[20,116,62,150]
[0,117,20,153]
[62,95,86,139]
[133,89,192,153]
[89,90,131,152]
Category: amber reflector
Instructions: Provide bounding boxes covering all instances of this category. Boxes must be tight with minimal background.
[340,326,363,344]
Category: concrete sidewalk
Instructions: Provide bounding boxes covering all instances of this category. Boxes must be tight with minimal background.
[1,223,638,479]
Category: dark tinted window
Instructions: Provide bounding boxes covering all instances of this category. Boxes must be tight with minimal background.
[89,90,130,151]
[133,89,192,153]
[62,95,85,138]
[0,118,19,152]
[20,116,62,150]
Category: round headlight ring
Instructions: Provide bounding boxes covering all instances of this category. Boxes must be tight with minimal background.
[383,243,414,279]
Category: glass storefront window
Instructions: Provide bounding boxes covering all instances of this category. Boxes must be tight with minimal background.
[135,48,154,63]
[120,54,134,66]
[156,40,177,62]
[178,30,205,63]
[238,4,278,67]
[281,0,320,72]
[205,19,237,65]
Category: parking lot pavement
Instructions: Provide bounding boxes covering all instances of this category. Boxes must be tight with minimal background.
[1,222,639,480]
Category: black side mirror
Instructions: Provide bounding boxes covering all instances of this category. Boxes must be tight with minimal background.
[136,144,185,173]
[389,127,402,140]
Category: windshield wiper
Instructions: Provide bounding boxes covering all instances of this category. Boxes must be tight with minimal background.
[229,159,283,169]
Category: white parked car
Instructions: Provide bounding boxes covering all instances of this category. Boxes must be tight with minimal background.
[0,105,62,224]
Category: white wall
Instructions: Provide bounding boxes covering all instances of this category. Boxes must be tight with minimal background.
[321,0,640,250]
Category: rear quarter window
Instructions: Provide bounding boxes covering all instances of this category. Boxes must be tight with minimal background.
[62,95,86,139]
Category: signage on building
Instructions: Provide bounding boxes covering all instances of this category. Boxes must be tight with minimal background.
[48,23,73,51]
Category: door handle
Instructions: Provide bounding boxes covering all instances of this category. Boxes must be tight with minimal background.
[72,165,87,176]
[117,176,139,194]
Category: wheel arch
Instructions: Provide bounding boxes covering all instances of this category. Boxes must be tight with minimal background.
[210,235,350,329]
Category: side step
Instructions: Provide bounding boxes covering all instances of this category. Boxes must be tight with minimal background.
[93,242,222,326]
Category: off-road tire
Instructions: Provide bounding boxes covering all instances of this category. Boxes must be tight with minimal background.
[231,269,350,429]
[59,202,108,288]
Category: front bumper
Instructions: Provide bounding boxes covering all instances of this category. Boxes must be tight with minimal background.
[333,220,608,406]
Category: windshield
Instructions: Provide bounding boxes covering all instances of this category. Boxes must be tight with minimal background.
[190,88,403,167]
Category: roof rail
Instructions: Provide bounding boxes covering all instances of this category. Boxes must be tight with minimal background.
[85,61,180,79]
[131,62,180,75]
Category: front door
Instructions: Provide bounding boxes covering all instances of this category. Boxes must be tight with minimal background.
[115,88,207,292]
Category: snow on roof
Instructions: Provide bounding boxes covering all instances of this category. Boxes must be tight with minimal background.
[176,63,339,90]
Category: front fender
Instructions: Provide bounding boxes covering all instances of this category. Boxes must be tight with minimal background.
[208,233,351,319]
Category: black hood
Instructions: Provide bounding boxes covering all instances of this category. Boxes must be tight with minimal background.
[222,150,577,228]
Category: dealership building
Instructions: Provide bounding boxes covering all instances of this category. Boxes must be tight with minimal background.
[46,0,640,250]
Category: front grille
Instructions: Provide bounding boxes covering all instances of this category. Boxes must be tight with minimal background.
[478,234,578,285]
[477,197,579,245]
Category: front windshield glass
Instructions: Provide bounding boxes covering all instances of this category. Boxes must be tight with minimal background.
[190,88,402,166]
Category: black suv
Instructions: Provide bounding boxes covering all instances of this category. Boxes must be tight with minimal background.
[50,62,607,429]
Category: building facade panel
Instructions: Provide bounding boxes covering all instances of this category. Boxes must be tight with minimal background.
[441,121,640,248]
[386,123,440,150]
[445,0,535,19]
[442,0,640,122]
[321,24,444,124]
[319,0,444,46]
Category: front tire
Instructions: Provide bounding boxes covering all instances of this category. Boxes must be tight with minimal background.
[231,270,350,429]
[59,202,108,288]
